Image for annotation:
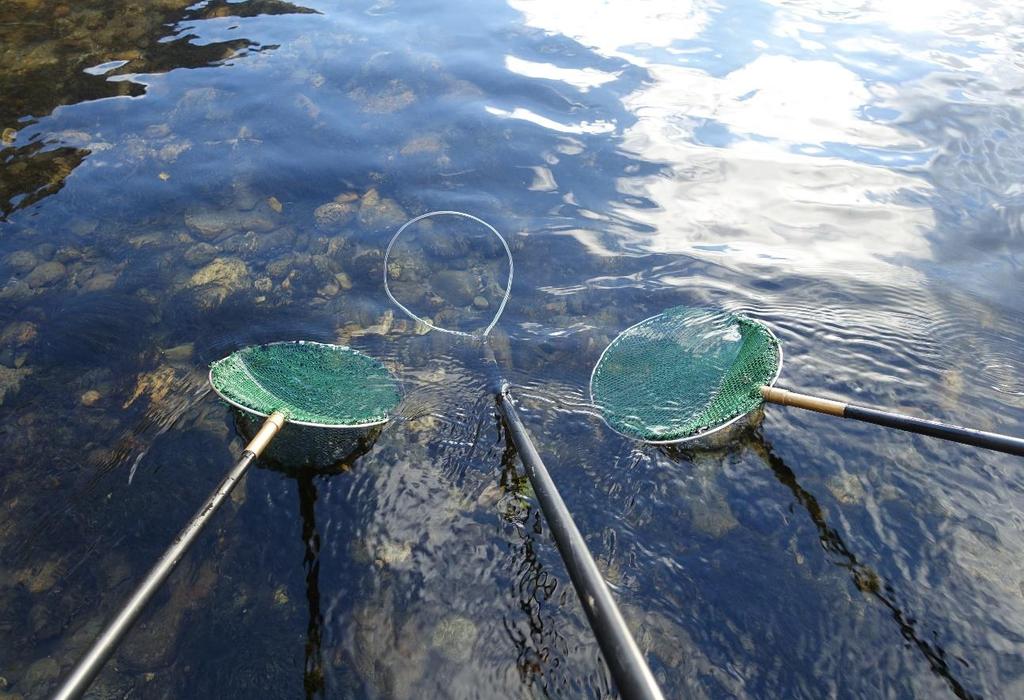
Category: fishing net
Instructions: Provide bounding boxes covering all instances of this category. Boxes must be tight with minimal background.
[232,408,382,472]
[590,307,782,443]
[384,211,513,337]
[209,341,401,428]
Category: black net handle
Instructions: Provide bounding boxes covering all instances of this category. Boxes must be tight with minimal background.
[763,387,1024,457]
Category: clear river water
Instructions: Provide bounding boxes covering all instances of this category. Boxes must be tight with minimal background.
[1,0,1023,697]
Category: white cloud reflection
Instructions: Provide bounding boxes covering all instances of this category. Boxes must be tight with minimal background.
[508,0,709,60]
[504,55,618,91]
[483,105,616,134]
[509,0,938,268]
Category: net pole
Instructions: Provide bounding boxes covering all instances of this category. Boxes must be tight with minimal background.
[52,412,286,700]
[762,387,1024,457]
[485,348,664,700]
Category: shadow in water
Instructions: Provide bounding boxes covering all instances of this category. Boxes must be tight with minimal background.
[493,406,609,698]
[244,416,380,699]
[662,430,978,700]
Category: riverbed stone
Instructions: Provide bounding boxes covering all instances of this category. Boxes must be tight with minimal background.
[432,270,477,306]
[357,188,406,230]
[400,134,444,156]
[25,261,66,288]
[123,365,176,409]
[187,257,250,292]
[314,200,356,229]
[19,657,60,693]
[0,322,37,347]
[4,250,38,273]
[264,254,293,279]
[0,366,31,406]
[185,210,273,239]
[431,615,477,662]
[183,242,219,266]
[349,79,416,113]
[827,473,866,505]
[82,272,118,292]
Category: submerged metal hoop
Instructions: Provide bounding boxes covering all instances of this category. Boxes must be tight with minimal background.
[383,210,514,338]
[589,310,784,445]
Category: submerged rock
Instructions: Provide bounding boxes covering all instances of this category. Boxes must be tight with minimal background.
[432,270,477,307]
[400,134,444,156]
[349,600,427,697]
[184,210,273,239]
[349,79,416,113]
[25,261,66,288]
[357,188,406,230]
[187,257,250,292]
[4,250,38,273]
[20,657,60,694]
[827,473,866,505]
[431,615,477,662]
[0,322,37,347]
[689,492,739,538]
[123,365,176,409]
[12,558,60,594]
[0,366,31,406]
[313,200,356,229]
[81,272,118,292]
[119,560,217,671]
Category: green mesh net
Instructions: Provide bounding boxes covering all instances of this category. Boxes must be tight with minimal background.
[590,307,781,442]
[209,341,401,428]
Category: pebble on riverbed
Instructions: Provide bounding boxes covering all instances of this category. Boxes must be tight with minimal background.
[187,257,251,291]
[431,615,478,663]
[349,79,416,113]
[80,390,101,406]
[122,365,176,409]
[0,322,37,347]
[826,472,866,505]
[314,200,356,229]
[184,210,273,240]
[25,261,66,288]
[4,250,38,274]
[0,367,31,406]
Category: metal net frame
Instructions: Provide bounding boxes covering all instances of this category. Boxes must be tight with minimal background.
[209,341,401,428]
[383,210,514,338]
[590,307,783,444]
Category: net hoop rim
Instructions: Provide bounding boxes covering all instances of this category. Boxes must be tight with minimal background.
[383,210,514,339]
[589,308,784,445]
[209,340,400,429]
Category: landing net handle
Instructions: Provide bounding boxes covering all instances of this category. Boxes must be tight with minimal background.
[486,350,665,700]
[387,212,663,699]
[53,413,286,700]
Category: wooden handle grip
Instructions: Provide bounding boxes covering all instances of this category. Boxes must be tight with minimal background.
[760,387,847,416]
[244,411,286,456]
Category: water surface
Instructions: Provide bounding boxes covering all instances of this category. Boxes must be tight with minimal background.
[1,0,1023,697]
